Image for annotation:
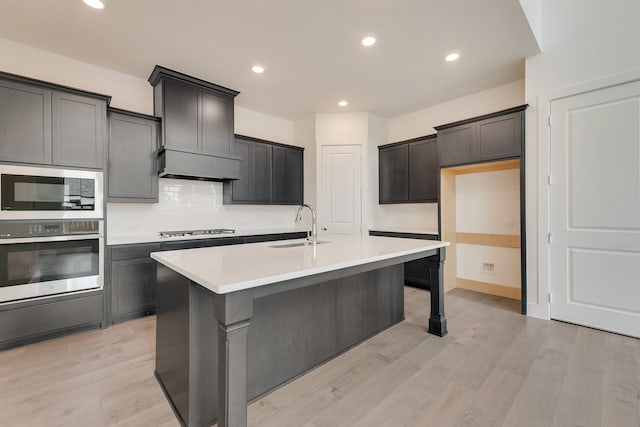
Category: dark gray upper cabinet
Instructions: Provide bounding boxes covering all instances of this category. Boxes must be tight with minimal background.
[0,72,110,169]
[435,105,526,167]
[436,123,474,167]
[475,112,523,161]
[272,145,303,204]
[52,91,106,169]
[408,137,438,202]
[162,79,200,153]
[149,66,237,157]
[224,135,303,205]
[0,79,52,165]
[252,141,273,202]
[201,90,234,156]
[379,134,437,204]
[379,143,409,203]
[107,108,160,203]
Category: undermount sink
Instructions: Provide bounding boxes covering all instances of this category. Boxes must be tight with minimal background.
[269,241,328,248]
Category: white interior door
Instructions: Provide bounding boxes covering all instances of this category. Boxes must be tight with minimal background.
[549,79,640,338]
[320,145,362,235]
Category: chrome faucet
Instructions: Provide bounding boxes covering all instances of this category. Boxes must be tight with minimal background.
[295,204,317,246]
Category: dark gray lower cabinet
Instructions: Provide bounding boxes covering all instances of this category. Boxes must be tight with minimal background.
[111,258,157,323]
[107,232,308,324]
[107,108,160,203]
[369,230,439,289]
[0,291,104,351]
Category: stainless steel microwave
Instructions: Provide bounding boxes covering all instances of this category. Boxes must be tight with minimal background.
[0,165,103,220]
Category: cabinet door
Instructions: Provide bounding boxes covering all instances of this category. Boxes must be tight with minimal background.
[0,79,52,165]
[475,111,522,161]
[437,123,474,167]
[404,258,430,289]
[201,90,233,156]
[51,91,105,169]
[409,138,438,202]
[162,79,200,153]
[252,141,272,202]
[229,138,253,202]
[379,144,408,203]
[108,112,159,202]
[111,258,156,319]
[272,146,303,204]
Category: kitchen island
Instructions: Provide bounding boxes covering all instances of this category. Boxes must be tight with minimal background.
[151,235,449,427]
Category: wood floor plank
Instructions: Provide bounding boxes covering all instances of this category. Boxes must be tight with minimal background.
[0,288,638,427]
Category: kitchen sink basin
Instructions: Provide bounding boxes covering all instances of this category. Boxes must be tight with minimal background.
[268,241,328,248]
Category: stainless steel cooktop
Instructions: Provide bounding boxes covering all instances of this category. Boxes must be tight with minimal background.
[159,228,236,238]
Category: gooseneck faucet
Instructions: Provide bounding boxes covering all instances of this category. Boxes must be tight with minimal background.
[295,204,317,246]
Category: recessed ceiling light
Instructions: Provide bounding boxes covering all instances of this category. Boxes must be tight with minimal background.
[251,65,265,74]
[361,36,376,47]
[82,0,105,9]
[445,52,460,62]
[338,100,348,107]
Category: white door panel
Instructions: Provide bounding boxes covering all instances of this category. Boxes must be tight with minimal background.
[320,145,362,235]
[550,79,640,338]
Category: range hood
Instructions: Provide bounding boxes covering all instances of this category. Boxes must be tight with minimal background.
[149,65,241,181]
[157,148,241,181]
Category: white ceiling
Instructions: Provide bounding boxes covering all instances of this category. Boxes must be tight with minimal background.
[0,0,539,120]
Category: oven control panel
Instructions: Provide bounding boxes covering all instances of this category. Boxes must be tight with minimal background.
[0,220,100,239]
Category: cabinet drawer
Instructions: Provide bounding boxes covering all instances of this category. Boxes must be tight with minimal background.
[163,237,242,251]
[110,243,163,260]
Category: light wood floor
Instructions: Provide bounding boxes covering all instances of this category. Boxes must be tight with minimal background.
[0,287,638,427]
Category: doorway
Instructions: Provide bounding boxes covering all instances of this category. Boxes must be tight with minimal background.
[548,79,640,338]
[319,145,362,235]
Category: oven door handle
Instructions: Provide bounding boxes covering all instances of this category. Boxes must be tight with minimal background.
[0,234,103,244]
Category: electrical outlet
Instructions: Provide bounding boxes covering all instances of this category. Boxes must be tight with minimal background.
[483,263,495,273]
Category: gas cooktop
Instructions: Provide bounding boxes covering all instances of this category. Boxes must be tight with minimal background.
[159,228,236,238]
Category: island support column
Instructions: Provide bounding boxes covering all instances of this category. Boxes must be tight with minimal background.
[213,291,253,427]
[427,247,448,337]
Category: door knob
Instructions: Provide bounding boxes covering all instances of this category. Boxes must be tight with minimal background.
[322,227,328,231]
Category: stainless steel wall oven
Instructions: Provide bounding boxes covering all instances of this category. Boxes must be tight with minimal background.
[0,165,104,303]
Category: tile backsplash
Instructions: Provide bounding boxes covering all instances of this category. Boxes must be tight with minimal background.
[107,178,304,241]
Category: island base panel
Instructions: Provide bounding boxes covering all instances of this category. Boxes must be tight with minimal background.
[154,263,404,426]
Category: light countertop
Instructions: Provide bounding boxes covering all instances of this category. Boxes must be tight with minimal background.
[151,234,449,295]
[107,227,309,246]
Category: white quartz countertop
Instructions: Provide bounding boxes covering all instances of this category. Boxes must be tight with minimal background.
[107,228,309,246]
[151,234,449,295]
[369,227,439,236]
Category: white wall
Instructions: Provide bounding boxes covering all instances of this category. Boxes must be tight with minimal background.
[524,0,640,318]
[315,112,376,233]
[456,170,521,288]
[294,114,317,209]
[0,38,153,114]
[235,106,294,145]
[0,38,306,241]
[387,79,525,143]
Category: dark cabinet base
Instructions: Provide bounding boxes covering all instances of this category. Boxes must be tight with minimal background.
[0,291,104,351]
[369,230,439,290]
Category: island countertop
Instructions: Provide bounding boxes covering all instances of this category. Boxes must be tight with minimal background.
[150,234,449,295]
